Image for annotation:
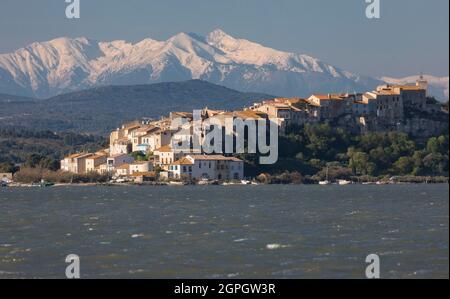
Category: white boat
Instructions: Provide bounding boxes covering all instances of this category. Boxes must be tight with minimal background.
[241,180,252,185]
[319,166,331,185]
[338,180,352,185]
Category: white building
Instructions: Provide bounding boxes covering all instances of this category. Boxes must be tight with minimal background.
[129,161,153,174]
[85,153,108,173]
[153,145,187,170]
[107,154,134,172]
[140,129,173,152]
[169,155,244,181]
[60,153,93,174]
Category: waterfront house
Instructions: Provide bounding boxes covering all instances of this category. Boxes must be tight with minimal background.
[60,153,93,174]
[129,161,153,174]
[115,163,130,177]
[107,154,135,173]
[169,155,244,181]
[85,153,108,173]
[132,171,157,183]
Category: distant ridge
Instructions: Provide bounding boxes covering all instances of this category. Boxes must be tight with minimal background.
[0,80,273,134]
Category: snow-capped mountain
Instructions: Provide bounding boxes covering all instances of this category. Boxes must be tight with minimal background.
[381,75,449,102]
[1,29,382,98]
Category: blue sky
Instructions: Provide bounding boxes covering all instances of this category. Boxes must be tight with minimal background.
[0,0,448,77]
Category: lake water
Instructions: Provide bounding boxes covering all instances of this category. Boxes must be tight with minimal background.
[0,184,448,279]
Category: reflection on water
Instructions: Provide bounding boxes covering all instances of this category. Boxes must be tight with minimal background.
[0,184,448,278]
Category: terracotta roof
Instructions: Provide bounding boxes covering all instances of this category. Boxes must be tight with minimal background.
[131,171,157,177]
[116,164,130,170]
[76,153,93,159]
[87,154,107,160]
[376,90,400,96]
[136,125,158,134]
[171,112,193,119]
[285,98,306,104]
[109,153,130,158]
[190,155,243,162]
[66,153,84,159]
[311,94,343,100]
[172,157,194,165]
[395,85,424,91]
[95,149,109,155]
[131,161,150,165]
[155,145,172,152]
[122,121,141,130]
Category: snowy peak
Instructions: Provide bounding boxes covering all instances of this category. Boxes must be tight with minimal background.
[1,30,384,99]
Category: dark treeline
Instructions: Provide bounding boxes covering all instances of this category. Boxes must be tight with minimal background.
[243,123,449,181]
[0,126,107,173]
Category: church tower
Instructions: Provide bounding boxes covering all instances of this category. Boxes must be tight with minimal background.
[416,75,428,96]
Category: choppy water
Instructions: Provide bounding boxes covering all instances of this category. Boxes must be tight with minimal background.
[0,184,448,279]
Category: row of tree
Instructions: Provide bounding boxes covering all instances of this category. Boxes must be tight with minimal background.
[244,124,449,180]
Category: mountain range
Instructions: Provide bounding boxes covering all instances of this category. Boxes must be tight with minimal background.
[1,29,447,102]
[0,29,385,99]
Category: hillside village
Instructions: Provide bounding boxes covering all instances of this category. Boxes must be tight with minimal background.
[59,77,447,183]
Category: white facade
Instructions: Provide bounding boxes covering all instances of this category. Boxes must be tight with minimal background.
[107,154,134,172]
[129,161,153,174]
[169,155,244,181]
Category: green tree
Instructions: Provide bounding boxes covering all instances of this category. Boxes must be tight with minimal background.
[393,157,414,175]
[348,151,375,176]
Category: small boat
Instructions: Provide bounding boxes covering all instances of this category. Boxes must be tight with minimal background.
[338,179,352,185]
[319,166,331,185]
[39,180,54,187]
[241,180,252,185]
